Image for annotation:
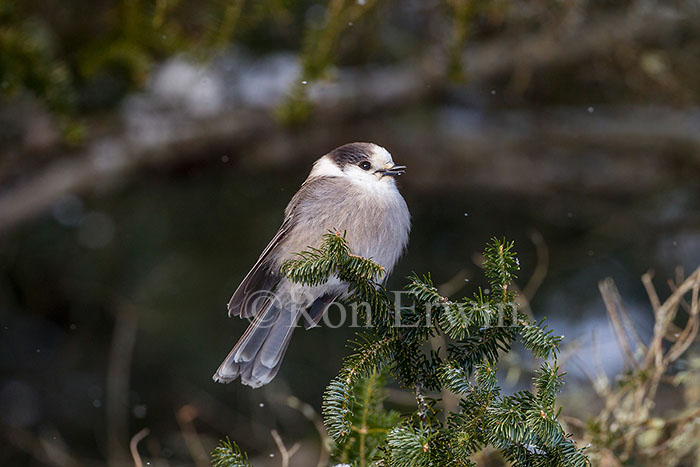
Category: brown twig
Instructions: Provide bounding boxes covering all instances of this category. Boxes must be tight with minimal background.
[284,395,331,467]
[598,278,640,370]
[585,265,700,462]
[662,273,700,365]
[129,428,150,467]
[2,427,85,467]
[414,381,428,423]
[521,230,549,303]
[106,302,140,467]
[644,267,700,372]
[642,271,662,315]
[270,429,301,467]
[176,405,210,467]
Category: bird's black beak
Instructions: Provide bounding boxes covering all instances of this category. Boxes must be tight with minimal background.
[376,164,406,178]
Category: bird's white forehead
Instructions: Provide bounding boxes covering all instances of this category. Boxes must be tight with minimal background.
[370,144,393,165]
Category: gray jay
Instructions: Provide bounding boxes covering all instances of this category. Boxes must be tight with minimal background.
[213,142,410,388]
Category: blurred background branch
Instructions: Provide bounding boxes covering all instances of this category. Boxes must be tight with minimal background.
[568,267,700,465]
[1,1,699,234]
[106,301,139,466]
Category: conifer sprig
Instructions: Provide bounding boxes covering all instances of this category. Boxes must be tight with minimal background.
[280,230,385,287]
[520,318,563,359]
[214,236,589,466]
[333,369,402,464]
[386,424,432,467]
[483,237,519,302]
[323,333,397,441]
[211,438,251,467]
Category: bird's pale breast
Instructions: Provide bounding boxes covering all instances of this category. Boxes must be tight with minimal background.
[273,176,410,278]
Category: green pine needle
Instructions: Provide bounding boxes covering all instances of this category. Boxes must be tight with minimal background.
[211,438,251,467]
[483,237,519,301]
[386,424,432,467]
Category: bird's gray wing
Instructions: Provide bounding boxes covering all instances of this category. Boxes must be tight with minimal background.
[227,215,294,318]
[215,177,344,387]
[226,177,336,318]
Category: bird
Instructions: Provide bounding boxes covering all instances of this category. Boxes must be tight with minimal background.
[213,142,410,388]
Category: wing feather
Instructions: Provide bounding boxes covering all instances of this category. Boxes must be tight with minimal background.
[227,177,336,318]
[227,215,293,317]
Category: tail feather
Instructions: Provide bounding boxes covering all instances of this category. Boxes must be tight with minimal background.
[213,302,301,388]
[258,306,299,369]
[215,285,343,388]
[232,299,279,362]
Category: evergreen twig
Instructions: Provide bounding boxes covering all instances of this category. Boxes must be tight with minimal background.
[214,235,590,466]
[211,438,251,467]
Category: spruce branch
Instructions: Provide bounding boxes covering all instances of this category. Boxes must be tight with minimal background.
[534,362,565,408]
[281,230,385,287]
[211,438,251,467]
[280,246,335,286]
[322,333,397,441]
[447,327,517,371]
[334,369,402,465]
[386,424,432,467]
[406,273,444,306]
[483,237,519,302]
[438,362,472,394]
[519,318,563,360]
[274,233,589,465]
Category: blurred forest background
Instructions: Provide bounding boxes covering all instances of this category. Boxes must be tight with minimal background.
[1,0,699,466]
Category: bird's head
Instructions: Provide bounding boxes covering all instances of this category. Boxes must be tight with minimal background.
[310,142,406,186]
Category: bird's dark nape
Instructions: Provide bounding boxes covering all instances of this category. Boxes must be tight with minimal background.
[327,142,375,169]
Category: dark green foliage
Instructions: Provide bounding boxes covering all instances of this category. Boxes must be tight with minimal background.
[0,14,75,114]
[322,332,397,441]
[333,369,402,465]
[3,0,388,134]
[386,424,432,467]
[520,319,563,359]
[214,234,589,466]
[281,230,385,288]
[483,238,518,302]
[211,438,252,467]
[318,234,587,465]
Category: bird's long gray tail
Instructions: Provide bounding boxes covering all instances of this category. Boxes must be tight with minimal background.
[213,300,301,388]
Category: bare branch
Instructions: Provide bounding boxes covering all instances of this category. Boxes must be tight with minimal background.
[176,405,210,467]
[0,4,697,234]
[521,230,549,304]
[106,303,139,467]
[599,278,640,370]
[129,428,150,467]
[270,429,301,467]
[284,395,331,467]
[642,271,662,315]
[645,267,700,369]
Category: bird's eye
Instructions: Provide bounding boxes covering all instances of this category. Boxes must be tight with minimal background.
[359,161,371,171]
